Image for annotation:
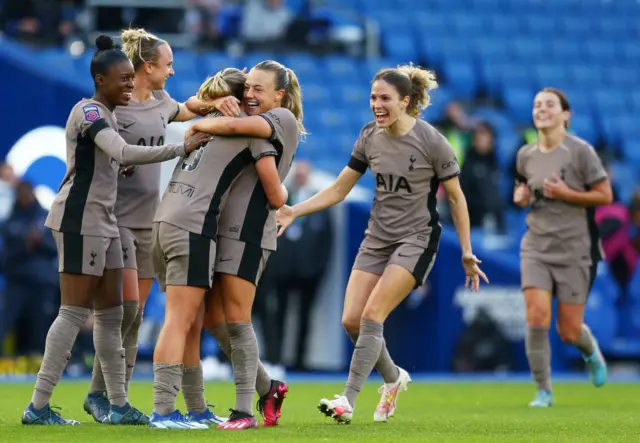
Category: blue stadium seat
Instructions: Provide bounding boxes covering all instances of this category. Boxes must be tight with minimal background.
[569,64,603,87]
[362,58,394,83]
[631,91,640,111]
[550,39,586,62]
[487,13,520,36]
[534,64,571,90]
[599,114,622,144]
[562,16,592,36]
[352,109,374,132]
[473,38,510,62]
[419,37,472,68]
[594,89,627,114]
[171,51,200,80]
[282,53,319,78]
[503,87,536,124]
[585,40,620,62]
[243,52,277,70]
[72,53,93,77]
[426,85,452,121]
[472,108,514,135]
[598,16,631,38]
[442,61,479,99]
[166,80,202,103]
[509,37,545,61]
[608,65,637,89]
[321,55,359,78]
[200,53,242,78]
[581,270,618,350]
[609,161,636,203]
[561,88,589,115]
[570,114,598,146]
[619,115,640,143]
[525,15,560,37]
[621,41,640,61]
[449,12,488,37]
[302,82,326,108]
[384,34,419,64]
[412,12,449,38]
[335,83,369,108]
[498,64,534,92]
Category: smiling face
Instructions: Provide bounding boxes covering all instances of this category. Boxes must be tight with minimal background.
[96,59,135,107]
[532,90,570,131]
[243,68,284,116]
[370,79,410,128]
[144,43,174,90]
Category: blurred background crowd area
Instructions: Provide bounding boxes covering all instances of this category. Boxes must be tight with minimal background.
[0,0,639,379]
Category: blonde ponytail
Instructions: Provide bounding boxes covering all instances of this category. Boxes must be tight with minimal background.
[282,68,306,135]
[120,28,164,71]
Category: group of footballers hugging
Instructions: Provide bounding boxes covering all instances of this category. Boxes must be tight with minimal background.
[21,23,611,429]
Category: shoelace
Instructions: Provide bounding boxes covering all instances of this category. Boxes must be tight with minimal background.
[47,406,66,423]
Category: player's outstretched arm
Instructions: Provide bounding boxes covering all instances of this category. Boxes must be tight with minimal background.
[276,166,361,237]
[441,176,489,291]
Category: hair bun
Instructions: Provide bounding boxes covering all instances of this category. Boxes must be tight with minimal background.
[95,35,115,51]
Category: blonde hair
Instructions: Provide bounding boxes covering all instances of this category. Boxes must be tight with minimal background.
[120,28,165,71]
[253,60,306,135]
[197,68,247,103]
[374,64,438,118]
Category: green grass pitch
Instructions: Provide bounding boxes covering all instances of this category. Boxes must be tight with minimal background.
[1,381,638,442]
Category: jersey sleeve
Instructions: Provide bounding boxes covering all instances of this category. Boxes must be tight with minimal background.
[514,148,528,184]
[88,122,185,165]
[346,126,369,174]
[258,107,298,144]
[153,89,180,123]
[431,132,460,181]
[579,144,608,187]
[249,138,279,162]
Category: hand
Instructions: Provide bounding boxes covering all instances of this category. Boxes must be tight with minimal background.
[119,165,137,177]
[184,132,213,154]
[210,96,242,117]
[462,252,489,292]
[184,124,198,142]
[276,205,296,237]
[543,173,569,200]
[513,183,531,207]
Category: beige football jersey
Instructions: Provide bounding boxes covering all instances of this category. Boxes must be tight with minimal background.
[515,134,608,266]
[217,107,301,251]
[348,119,460,249]
[154,113,278,240]
[45,98,185,238]
[114,90,180,229]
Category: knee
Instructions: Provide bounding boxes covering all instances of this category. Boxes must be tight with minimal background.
[341,314,360,334]
[164,310,199,336]
[556,321,582,343]
[223,299,251,324]
[525,302,551,328]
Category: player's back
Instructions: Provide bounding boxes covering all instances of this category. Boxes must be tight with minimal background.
[355,119,460,250]
[217,107,301,251]
[154,120,278,240]
[46,98,120,238]
[115,90,179,229]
